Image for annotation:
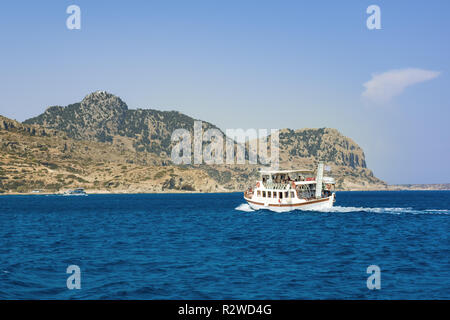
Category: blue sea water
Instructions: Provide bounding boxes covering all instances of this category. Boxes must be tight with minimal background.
[0,191,448,300]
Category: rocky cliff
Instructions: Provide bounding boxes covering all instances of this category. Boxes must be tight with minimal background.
[275,128,386,190]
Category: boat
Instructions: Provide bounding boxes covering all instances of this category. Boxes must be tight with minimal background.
[243,162,336,212]
[63,188,88,196]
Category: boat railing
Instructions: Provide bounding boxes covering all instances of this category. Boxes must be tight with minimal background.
[263,182,289,190]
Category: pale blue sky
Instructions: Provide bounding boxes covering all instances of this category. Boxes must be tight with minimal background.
[0,0,449,184]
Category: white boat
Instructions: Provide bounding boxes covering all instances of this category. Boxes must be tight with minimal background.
[243,162,336,212]
[63,188,87,196]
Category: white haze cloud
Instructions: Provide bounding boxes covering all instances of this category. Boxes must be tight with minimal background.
[362,68,440,104]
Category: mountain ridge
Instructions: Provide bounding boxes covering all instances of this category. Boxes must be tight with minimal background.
[24,91,222,157]
[0,91,392,192]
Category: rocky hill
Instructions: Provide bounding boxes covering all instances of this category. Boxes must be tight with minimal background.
[24,91,221,157]
[0,91,392,193]
[0,115,232,193]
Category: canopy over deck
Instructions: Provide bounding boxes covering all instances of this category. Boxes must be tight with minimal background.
[260,169,313,175]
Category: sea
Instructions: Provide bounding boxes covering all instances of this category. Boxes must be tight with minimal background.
[0,191,448,299]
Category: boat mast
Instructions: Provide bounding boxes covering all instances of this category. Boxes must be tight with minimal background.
[315,161,324,199]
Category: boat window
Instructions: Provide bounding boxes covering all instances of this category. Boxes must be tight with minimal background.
[257,190,261,197]
[284,191,288,198]
[279,192,283,199]
[262,191,266,197]
[272,191,276,198]
[268,191,271,198]
[290,191,295,198]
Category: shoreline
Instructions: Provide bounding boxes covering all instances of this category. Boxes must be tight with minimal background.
[1,188,449,196]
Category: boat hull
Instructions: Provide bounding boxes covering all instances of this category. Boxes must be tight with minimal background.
[244,194,335,212]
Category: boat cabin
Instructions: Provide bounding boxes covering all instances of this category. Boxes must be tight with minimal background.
[243,163,336,211]
[245,169,335,202]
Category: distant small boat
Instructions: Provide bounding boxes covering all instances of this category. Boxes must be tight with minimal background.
[63,188,87,196]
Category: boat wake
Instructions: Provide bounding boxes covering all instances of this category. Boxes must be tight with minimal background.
[235,204,449,215]
[316,206,449,215]
[235,203,255,212]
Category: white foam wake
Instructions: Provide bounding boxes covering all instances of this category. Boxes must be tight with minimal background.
[234,203,449,215]
[235,203,255,212]
[313,206,449,215]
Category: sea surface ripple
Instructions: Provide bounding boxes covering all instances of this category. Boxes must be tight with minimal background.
[0,191,448,299]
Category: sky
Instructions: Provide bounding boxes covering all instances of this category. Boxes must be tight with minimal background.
[0,0,449,184]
